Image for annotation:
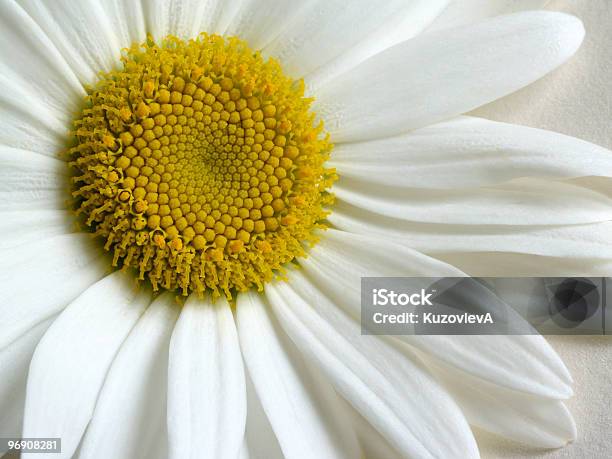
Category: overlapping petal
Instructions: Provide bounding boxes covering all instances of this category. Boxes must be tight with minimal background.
[334,177,612,226]
[0,147,68,211]
[167,295,246,459]
[0,1,83,154]
[78,293,179,459]
[0,234,107,351]
[329,117,612,189]
[299,230,573,399]
[0,210,72,250]
[16,0,123,84]
[0,317,54,439]
[428,0,550,31]
[266,271,479,458]
[330,202,612,263]
[315,12,584,142]
[424,357,576,448]
[243,376,284,459]
[22,272,151,459]
[262,0,448,86]
[237,291,360,459]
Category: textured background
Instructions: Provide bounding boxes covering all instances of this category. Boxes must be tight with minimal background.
[471,1,612,458]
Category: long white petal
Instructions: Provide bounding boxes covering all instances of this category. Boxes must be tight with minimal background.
[0,234,107,351]
[329,199,612,276]
[78,293,179,459]
[236,291,359,459]
[167,295,246,459]
[0,317,54,439]
[0,146,67,211]
[0,210,72,250]
[17,0,123,84]
[244,375,284,459]
[263,0,448,82]
[0,1,83,154]
[329,117,612,189]
[436,251,612,277]
[266,273,479,458]
[343,398,402,459]
[314,12,584,142]
[99,0,147,46]
[22,272,151,459]
[334,177,612,225]
[330,201,612,262]
[428,0,549,31]
[299,230,573,399]
[306,0,449,90]
[425,358,576,448]
[144,0,242,41]
[226,0,315,50]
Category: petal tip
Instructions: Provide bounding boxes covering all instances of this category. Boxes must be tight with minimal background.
[555,403,578,447]
[535,11,585,58]
[558,383,574,400]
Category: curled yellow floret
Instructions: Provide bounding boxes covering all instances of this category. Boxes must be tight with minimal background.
[68,34,335,298]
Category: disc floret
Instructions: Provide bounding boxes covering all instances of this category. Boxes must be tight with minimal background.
[68,34,334,297]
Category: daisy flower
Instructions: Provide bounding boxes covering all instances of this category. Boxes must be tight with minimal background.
[1,1,610,458]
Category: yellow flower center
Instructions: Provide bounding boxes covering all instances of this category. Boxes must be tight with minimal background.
[68,34,335,298]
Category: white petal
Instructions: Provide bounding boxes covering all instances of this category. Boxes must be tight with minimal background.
[436,251,612,277]
[306,0,449,89]
[78,293,179,459]
[212,0,243,34]
[226,0,314,50]
[22,272,151,459]
[428,0,549,31]
[0,71,68,157]
[239,441,250,459]
[296,230,464,308]
[0,146,67,211]
[0,210,72,250]
[266,273,479,458]
[263,0,448,81]
[329,117,612,189]
[167,295,246,459]
[329,201,612,261]
[425,358,576,448]
[0,317,54,438]
[334,177,612,225]
[347,403,402,459]
[17,0,123,84]
[0,234,107,351]
[314,12,584,142]
[329,201,612,276]
[244,375,284,459]
[236,291,359,459]
[299,229,573,399]
[144,0,242,41]
[0,1,84,154]
[99,0,147,46]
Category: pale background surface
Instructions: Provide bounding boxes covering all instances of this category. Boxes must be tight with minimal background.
[471,1,612,458]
